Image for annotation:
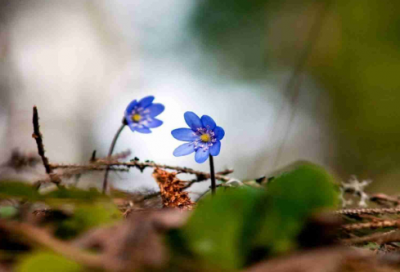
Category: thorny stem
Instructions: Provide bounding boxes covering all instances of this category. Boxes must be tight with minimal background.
[51,162,232,182]
[102,119,127,194]
[32,106,61,189]
[209,155,216,195]
[333,207,400,216]
[32,106,52,175]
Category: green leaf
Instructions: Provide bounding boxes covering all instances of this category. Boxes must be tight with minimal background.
[16,251,82,272]
[44,187,105,202]
[42,187,109,210]
[178,162,339,270]
[250,163,339,254]
[0,181,41,201]
[181,187,263,270]
[0,181,107,204]
[0,206,18,218]
[56,202,121,239]
[363,242,380,250]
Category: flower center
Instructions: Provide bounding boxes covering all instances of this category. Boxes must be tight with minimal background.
[132,114,142,122]
[200,133,211,142]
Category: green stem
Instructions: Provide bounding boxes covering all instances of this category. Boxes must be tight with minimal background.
[102,119,126,194]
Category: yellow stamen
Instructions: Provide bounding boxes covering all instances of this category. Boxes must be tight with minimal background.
[132,114,142,122]
[200,134,211,142]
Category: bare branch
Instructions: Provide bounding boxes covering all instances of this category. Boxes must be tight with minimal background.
[50,161,233,182]
[369,193,400,207]
[32,167,128,188]
[341,220,400,231]
[342,230,400,245]
[32,106,52,175]
[334,207,400,216]
[96,149,132,163]
[32,106,61,187]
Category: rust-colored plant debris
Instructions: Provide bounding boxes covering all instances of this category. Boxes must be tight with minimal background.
[152,168,194,210]
[5,107,400,272]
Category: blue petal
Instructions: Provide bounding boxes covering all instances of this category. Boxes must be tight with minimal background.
[171,128,199,141]
[125,99,138,114]
[184,112,202,130]
[214,126,225,140]
[195,148,210,163]
[147,103,165,117]
[209,141,221,156]
[135,126,152,134]
[173,143,195,157]
[125,114,133,126]
[146,118,163,128]
[201,115,216,130]
[139,96,155,108]
[127,121,136,132]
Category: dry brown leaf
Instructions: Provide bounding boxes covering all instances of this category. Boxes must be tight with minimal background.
[152,168,194,210]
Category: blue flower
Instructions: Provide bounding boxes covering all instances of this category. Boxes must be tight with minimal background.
[124,96,165,133]
[172,112,225,163]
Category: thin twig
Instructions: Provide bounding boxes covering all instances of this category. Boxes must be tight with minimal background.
[50,162,232,182]
[182,179,199,190]
[32,167,128,188]
[90,150,97,162]
[32,106,52,175]
[32,106,61,188]
[143,191,161,200]
[369,193,400,207]
[95,149,132,164]
[341,220,400,231]
[216,169,233,176]
[334,207,400,216]
[342,230,400,245]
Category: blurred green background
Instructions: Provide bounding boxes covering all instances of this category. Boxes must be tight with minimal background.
[1,0,400,193]
[191,0,400,192]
